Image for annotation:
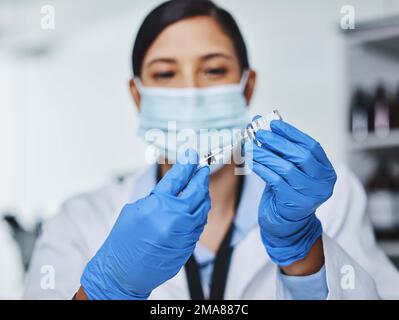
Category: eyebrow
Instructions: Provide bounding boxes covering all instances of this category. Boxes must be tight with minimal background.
[146,58,177,68]
[200,52,234,61]
[145,52,234,68]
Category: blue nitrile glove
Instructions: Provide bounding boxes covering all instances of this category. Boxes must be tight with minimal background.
[81,150,211,300]
[245,117,337,266]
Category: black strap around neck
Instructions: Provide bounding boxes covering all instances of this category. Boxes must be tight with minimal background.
[185,220,236,300]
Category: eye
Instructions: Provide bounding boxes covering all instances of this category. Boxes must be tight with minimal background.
[153,71,175,80]
[204,68,228,77]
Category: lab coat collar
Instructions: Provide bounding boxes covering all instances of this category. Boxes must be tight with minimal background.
[129,164,158,202]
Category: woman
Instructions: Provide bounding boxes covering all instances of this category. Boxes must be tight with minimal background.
[24,0,399,300]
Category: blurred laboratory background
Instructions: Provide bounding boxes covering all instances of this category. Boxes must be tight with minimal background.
[1,0,399,299]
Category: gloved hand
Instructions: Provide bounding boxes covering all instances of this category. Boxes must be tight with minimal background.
[245,118,337,266]
[81,150,211,300]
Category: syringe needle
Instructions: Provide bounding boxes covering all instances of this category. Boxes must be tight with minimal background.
[198,144,235,168]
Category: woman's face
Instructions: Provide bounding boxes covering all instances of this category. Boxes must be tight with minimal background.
[130,16,256,108]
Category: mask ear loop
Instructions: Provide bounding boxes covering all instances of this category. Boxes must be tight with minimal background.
[133,76,143,94]
[240,69,250,92]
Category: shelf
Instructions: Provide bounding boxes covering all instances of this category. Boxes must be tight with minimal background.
[378,240,399,258]
[375,230,399,265]
[375,228,399,241]
[343,15,399,47]
[348,129,399,152]
[364,34,399,60]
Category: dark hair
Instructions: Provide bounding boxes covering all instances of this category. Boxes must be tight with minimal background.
[132,0,249,77]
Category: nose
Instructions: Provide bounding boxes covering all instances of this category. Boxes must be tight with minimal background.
[179,63,199,88]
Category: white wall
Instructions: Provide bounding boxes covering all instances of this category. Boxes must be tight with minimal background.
[1,0,399,224]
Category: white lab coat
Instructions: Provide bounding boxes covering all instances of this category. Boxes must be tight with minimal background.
[23,164,399,299]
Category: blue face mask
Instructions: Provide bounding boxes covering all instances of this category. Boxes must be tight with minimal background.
[136,72,250,171]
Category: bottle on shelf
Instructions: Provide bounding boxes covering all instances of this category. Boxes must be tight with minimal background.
[391,86,399,130]
[366,161,399,231]
[349,88,371,141]
[373,84,391,138]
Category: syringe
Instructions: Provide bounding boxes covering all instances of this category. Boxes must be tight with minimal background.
[197,110,282,168]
